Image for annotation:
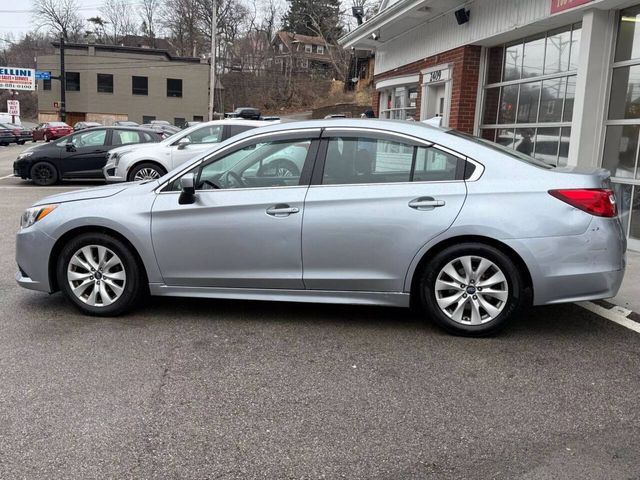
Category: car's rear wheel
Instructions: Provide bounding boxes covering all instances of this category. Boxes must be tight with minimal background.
[30,162,58,186]
[419,243,523,336]
[18,141,25,145]
[57,233,144,316]
[128,162,166,182]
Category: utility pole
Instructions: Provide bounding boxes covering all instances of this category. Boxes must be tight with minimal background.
[208,0,217,121]
[59,36,66,123]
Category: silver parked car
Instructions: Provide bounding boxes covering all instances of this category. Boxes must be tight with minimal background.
[103,119,275,182]
[16,120,626,336]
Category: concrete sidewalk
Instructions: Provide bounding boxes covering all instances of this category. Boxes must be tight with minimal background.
[610,250,640,313]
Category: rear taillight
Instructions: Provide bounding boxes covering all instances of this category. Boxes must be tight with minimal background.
[549,189,617,217]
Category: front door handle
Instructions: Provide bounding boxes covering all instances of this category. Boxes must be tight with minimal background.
[266,204,300,217]
[409,197,446,210]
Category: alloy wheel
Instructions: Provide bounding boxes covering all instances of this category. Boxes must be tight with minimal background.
[433,255,509,325]
[133,168,161,181]
[67,245,126,307]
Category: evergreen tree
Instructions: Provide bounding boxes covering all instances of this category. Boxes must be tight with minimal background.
[282,0,343,43]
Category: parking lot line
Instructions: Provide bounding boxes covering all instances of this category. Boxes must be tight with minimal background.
[0,174,15,180]
[578,301,640,334]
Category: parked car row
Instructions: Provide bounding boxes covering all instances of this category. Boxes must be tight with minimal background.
[12,120,277,185]
[0,123,33,146]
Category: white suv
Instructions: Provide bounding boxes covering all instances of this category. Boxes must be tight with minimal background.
[103,119,274,182]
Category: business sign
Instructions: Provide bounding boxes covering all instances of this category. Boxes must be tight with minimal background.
[7,100,19,116]
[0,67,35,91]
[551,0,593,14]
[35,71,51,81]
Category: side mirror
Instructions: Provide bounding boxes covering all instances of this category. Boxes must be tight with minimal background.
[176,137,190,150]
[66,144,76,152]
[178,173,196,205]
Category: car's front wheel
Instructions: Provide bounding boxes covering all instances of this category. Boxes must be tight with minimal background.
[57,233,144,316]
[128,162,166,182]
[30,162,58,186]
[419,243,524,336]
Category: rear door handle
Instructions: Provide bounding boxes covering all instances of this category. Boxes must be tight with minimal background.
[266,204,300,217]
[409,197,446,210]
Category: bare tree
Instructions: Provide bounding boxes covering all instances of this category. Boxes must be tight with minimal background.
[100,0,140,44]
[139,0,163,47]
[32,0,85,41]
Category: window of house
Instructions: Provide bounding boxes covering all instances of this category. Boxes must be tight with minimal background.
[305,44,313,53]
[142,115,156,124]
[317,45,324,54]
[299,58,309,68]
[65,72,80,91]
[378,85,418,120]
[174,117,186,128]
[193,115,204,122]
[480,23,581,167]
[167,78,182,97]
[97,73,113,93]
[132,76,148,95]
[604,5,640,247]
[279,43,284,52]
[43,72,51,91]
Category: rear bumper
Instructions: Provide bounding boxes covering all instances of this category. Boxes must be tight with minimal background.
[506,217,627,306]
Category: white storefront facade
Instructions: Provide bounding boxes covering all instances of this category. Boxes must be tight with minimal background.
[341,0,640,251]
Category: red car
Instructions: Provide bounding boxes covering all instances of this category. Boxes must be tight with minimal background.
[32,122,74,142]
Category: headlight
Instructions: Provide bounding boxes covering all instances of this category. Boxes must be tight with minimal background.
[17,151,33,160]
[20,204,58,229]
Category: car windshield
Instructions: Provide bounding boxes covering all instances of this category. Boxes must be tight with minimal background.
[446,130,553,169]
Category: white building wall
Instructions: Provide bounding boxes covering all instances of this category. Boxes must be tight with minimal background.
[375,0,597,74]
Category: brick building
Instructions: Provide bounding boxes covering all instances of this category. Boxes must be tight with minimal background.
[340,0,640,251]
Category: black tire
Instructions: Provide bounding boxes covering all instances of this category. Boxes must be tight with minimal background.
[56,233,144,316]
[418,243,524,337]
[127,162,166,182]
[257,158,300,177]
[30,162,58,186]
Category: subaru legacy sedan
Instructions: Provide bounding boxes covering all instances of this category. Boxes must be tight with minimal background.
[16,120,626,336]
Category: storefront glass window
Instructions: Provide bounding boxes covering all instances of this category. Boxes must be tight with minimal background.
[378,85,418,120]
[605,6,640,249]
[615,5,640,62]
[481,23,581,166]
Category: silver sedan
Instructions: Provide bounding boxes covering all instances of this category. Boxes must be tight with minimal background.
[16,119,626,336]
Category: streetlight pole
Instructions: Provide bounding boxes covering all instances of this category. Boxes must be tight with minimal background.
[208,0,217,121]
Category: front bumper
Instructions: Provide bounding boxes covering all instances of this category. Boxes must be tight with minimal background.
[13,160,30,178]
[103,161,126,182]
[15,226,57,293]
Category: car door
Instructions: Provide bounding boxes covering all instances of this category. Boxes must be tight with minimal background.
[169,124,225,169]
[151,129,320,289]
[301,128,468,292]
[33,124,44,141]
[60,128,109,178]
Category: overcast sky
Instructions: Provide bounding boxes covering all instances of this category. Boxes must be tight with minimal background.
[0,1,102,40]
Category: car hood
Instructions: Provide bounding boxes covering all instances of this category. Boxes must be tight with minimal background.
[33,183,131,206]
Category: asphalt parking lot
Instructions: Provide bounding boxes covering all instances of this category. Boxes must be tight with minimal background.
[1,143,640,479]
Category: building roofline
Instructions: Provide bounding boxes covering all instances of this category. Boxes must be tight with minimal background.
[338,0,427,48]
[51,42,202,63]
